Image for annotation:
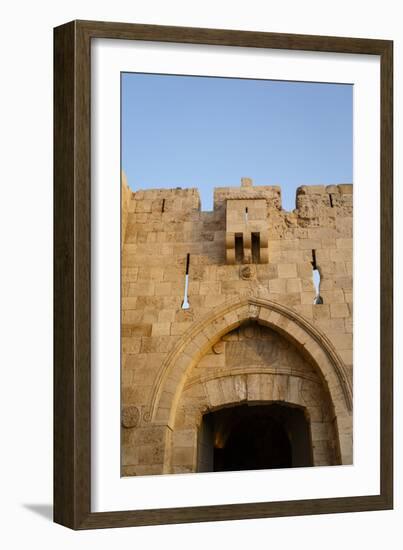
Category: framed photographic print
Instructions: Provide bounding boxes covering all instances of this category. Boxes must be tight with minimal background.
[54,20,393,529]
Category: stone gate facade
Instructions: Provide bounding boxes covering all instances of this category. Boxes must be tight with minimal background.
[121,176,353,476]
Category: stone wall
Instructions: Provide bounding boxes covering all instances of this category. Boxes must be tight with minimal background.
[121,178,353,475]
[121,172,132,248]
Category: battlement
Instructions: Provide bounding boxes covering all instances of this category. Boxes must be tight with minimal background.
[133,187,200,201]
[126,178,353,217]
[214,181,282,211]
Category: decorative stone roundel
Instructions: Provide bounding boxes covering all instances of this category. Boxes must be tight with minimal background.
[212,341,225,354]
[122,405,140,428]
[240,265,255,280]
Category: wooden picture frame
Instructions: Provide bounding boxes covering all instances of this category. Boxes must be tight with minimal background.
[54,20,393,529]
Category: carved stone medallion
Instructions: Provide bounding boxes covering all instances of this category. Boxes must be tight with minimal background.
[122,405,140,428]
[212,341,225,354]
[240,265,256,280]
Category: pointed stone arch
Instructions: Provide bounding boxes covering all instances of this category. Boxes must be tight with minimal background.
[145,295,353,436]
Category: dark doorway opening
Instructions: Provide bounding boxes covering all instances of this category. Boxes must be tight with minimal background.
[197,403,313,473]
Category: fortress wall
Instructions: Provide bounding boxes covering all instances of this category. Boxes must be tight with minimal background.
[121,180,353,474]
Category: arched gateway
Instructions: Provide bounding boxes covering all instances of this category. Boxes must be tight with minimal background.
[129,295,353,474]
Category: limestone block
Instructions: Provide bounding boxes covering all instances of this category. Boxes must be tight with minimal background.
[170,322,191,336]
[122,384,151,405]
[338,184,353,194]
[122,323,152,337]
[287,376,303,405]
[163,266,183,282]
[297,262,313,278]
[259,375,274,401]
[311,422,330,441]
[333,276,352,290]
[220,376,242,403]
[330,303,350,318]
[138,444,165,465]
[124,353,148,371]
[192,331,211,354]
[286,278,302,293]
[338,349,353,365]
[246,374,261,401]
[344,290,353,304]
[241,177,253,187]
[314,318,345,332]
[320,289,345,304]
[154,282,172,296]
[344,318,353,333]
[121,437,139,465]
[203,294,227,308]
[321,238,337,249]
[173,429,197,448]
[279,250,306,263]
[315,249,330,262]
[172,446,196,467]
[313,305,330,320]
[279,239,299,251]
[268,278,287,294]
[122,337,142,354]
[308,228,337,240]
[330,248,353,262]
[336,238,353,249]
[328,333,353,350]
[298,239,322,250]
[293,304,314,319]
[336,414,353,436]
[204,379,224,407]
[298,185,327,195]
[307,406,325,422]
[272,374,289,401]
[141,311,160,324]
[258,308,280,327]
[122,310,143,323]
[221,280,252,295]
[127,281,155,297]
[122,267,139,282]
[140,336,173,354]
[158,309,176,323]
[151,323,171,336]
[197,353,225,369]
[135,199,153,213]
[200,282,221,295]
[277,263,298,279]
[345,261,353,275]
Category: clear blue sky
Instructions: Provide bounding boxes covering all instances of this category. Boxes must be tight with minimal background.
[121,73,352,211]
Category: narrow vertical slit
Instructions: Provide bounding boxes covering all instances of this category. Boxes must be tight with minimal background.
[311,249,323,304]
[181,253,190,310]
[245,207,248,223]
[252,232,260,264]
[235,234,244,264]
[161,198,165,213]
[311,249,317,270]
[329,194,334,208]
